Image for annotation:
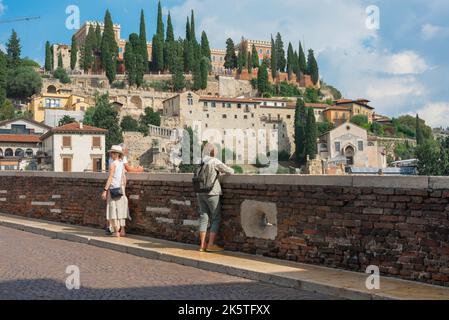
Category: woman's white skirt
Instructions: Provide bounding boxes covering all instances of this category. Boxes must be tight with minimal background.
[106,187,129,221]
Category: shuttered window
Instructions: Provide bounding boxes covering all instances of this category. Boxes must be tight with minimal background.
[62,136,71,148]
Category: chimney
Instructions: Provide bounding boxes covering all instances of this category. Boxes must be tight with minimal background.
[79,121,83,129]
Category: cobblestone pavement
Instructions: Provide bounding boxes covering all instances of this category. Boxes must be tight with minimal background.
[0,226,334,300]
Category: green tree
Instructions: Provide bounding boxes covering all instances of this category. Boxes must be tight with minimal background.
[70,35,77,70]
[139,9,149,73]
[58,115,76,126]
[172,54,185,91]
[305,107,318,160]
[257,63,269,96]
[192,59,201,91]
[200,57,209,89]
[139,107,161,135]
[83,106,96,126]
[124,38,136,86]
[350,115,369,127]
[416,114,425,145]
[164,12,175,72]
[0,99,15,121]
[101,10,119,83]
[286,42,294,80]
[190,10,196,43]
[224,38,237,70]
[95,23,102,51]
[416,139,449,176]
[294,98,306,163]
[7,66,42,99]
[298,41,307,74]
[275,33,286,72]
[200,31,211,61]
[58,52,63,68]
[151,1,165,72]
[91,93,123,152]
[270,36,277,78]
[247,51,253,74]
[0,52,7,107]
[251,44,259,68]
[53,67,71,84]
[45,41,52,72]
[307,49,319,85]
[6,30,21,69]
[304,88,320,103]
[120,115,139,132]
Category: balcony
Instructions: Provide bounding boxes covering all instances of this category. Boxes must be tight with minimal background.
[260,116,283,123]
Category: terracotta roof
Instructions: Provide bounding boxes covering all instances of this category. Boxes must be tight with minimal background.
[335,98,374,110]
[325,105,352,111]
[0,134,41,143]
[200,96,260,104]
[305,103,330,109]
[40,122,107,140]
[252,97,293,102]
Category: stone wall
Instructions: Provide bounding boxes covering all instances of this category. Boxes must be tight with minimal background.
[0,172,448,287]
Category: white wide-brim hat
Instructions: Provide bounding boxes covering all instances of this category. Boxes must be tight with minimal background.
[108,145,124,155]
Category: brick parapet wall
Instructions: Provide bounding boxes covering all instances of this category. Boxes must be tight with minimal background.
[0,172,448,286]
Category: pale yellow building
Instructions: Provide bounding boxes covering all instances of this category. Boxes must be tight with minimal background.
[334,99,375,123]
[28,92,91,123]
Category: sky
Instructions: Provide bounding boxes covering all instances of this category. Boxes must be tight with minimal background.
[0,0,448,128]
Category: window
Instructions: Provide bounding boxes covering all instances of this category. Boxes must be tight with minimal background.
[244,115,248,119]
[287,115,291,119]
[80,107,85,111]
[222,114,227,119]
[237,104,242,109]
[211,102,216,108]
[358,141,364,151]
[213,56,216,62]
[92,157,102,172]
[234,115,238,119]
[266,49,270,54]
[62,136,72,148]
[219,57,223,62]
[259,49,263,54]
[77,99,81,103]
[92,137,101,149]
[222,103,226,108]
[342,112,347,120]
[206,114,209,118]
[187,94,193,105]
[335,142,341,153]
[227,103,231,108]
[63,157,72,172]
[204,102,208,107]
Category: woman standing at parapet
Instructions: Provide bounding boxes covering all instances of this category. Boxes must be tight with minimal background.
[102,145,128,238]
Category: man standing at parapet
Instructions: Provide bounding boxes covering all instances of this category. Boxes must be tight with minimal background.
[195,143,234,253]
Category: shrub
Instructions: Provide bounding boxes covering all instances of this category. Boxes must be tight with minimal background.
[231,165,243,174]
[111,81,126,89]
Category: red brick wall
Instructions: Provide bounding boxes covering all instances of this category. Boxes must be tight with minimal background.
[1,172,448,286]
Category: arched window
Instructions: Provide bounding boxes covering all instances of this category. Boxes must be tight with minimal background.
[15,148,24,158]
[47,85,57,93]
[0,148,3,157]
[5,148,13,157]
[26,149,34,158]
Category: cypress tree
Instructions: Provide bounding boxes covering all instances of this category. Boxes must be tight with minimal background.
[45,41,52,71]
[287,42,294,80]
[185,17,191,42]
[95,23,102,51]
[70,35,77,70]
[58,52,63,68]
[172,40,185,91]
[251,44,259,68]
[82,27,95,73]
[101,10,118,83]
[224,38,237,70]
[124,40,136,86]
[190,10,196,44]
[0,52,6,107]
[294,98,306,163]
[247,51,253,74]
[200,57,209,89]
[200,31,211,60]
[270,36,277,78]
[183,39,194,72]
[293,50,299,78]
[6,29,21,69]
[275,33,286,72]
[50,45,54,70]
[257,63,269,95]
[416,114,425,145]
[139,9,149,73]
[307,49,319,85]
[305,107,318,160]
[298,41,307,74]
[165,12,175,72]
[192,59,201,91]
[151,1,165,72]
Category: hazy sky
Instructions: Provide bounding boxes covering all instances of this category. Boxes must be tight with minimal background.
[1,0,448,127]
